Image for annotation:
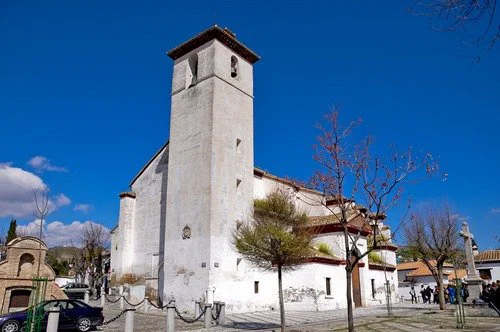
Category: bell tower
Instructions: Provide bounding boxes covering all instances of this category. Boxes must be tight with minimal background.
[163,26,259,309]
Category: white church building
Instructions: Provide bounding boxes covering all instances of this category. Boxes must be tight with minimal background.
[110,26,398,314]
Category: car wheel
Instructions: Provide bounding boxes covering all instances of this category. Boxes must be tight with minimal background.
[76,317,92,332]
[1,320,20,332]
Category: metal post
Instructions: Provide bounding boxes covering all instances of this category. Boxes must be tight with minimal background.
[166,300,176,332]
[46,307,60,332]
[120,294,125,309]
[204,304,212,328]
[84,290,90,304]
[385,281,393,316]
[124,308,135,332]
[218,302,226,325]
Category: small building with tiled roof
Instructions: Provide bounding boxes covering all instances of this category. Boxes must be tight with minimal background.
[396,259,468,302]
[474,249,500,282]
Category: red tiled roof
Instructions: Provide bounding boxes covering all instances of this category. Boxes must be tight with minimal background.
[448,269,467,281]
[397,260,454,276]
[475,250,500,263]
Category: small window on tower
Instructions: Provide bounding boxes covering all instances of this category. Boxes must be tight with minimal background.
[231,56,238,78]
[254,281,259,294]
[236,138,242,153]
[187,53,198,88]
[326,277,331,296]
[236,179,242,195]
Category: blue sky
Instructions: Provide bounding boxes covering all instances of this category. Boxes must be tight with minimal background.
[0,1,498,248]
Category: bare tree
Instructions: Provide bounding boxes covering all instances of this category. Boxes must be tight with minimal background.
[78,222,110,287]
[409,0,499,62]
[309,108,437,332]
[234,190,315,332]
[30,183,53,277]
[403,203,462,310]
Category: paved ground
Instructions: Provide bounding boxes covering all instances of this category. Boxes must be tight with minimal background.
[91,300,500,332]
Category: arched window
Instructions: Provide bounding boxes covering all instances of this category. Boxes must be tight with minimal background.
[17,253,35,277]
[187,53,198,88]
[231,56,238,78]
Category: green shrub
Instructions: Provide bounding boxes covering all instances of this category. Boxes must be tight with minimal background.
[368,251,384,264]
[317,242,332,255]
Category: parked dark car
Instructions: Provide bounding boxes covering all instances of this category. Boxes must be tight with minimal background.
[61,283,92,299]
[0,299,104,332]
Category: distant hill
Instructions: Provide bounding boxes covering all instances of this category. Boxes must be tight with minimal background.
[48,246,80,263]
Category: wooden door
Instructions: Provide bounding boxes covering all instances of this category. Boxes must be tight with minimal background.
[352,264,362,307]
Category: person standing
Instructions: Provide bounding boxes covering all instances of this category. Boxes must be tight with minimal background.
[425,286,432,304]
[420,285,427,303]
[448,285,456,304]
[410,286,417,304]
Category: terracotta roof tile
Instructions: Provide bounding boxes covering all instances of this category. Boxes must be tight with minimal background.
[475,250,500,263]
[397,260,454,276]
[448,269,467,281]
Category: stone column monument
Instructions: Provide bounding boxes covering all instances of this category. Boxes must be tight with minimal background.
[459,221,483,301]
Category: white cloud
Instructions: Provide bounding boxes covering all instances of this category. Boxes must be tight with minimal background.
[0,165,70,217]
[0,165,46,217]
[491,208,500,214]
[55,193,71,207]
[74,204,93,213]
[28,156,67,172]
[17,220,111,247]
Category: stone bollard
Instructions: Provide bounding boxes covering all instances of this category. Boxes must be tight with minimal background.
[143,296,149,313]
[84,290,90,304]
[108,287,113,295]
[204,304,212,328]
[101,287,105,307]
[46,307,60,332]
[124,308,135,332]
[218,302,226,325]
[166,300,176,332]
[120,294,125,309]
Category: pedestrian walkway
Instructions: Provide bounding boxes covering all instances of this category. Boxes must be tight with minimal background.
[95,300,500,332]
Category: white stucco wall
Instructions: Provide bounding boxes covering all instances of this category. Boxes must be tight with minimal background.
[130,145,169,279]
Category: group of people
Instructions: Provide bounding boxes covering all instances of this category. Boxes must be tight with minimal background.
[409,283,470,304]
[480,281,500,311]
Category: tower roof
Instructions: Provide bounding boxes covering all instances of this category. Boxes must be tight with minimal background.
[167,25,260,64]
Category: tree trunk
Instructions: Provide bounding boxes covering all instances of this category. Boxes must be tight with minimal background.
[278,265,285,332]
[437,265,446,310]
[344,228,354,332]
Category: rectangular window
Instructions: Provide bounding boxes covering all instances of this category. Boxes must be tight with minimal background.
[326,277,331,296]
[478,269,492,280]
[371,279,376,299]
[254,281,259,294]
